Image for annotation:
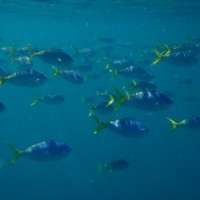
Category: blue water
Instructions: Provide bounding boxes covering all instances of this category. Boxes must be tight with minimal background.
[0,1,200,199]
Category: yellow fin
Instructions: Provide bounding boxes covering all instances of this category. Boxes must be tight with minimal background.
[30,97,40,106]
[51,66,60,78]
[166,117,185,133]
[6,142,23,167]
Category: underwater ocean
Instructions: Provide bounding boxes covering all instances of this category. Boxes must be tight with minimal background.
[0,0,200,200]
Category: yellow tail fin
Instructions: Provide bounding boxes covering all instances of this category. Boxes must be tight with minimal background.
[51,66,60,78]
[92,115,107,134]
[6,142,23,167]
[30,97,40,106]
[0,77,6,86]
[166,117,185,133]
[97,163,104,172]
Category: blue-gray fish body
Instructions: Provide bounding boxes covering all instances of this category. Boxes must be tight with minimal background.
[23,140,72,161]
[99,159,130,173]
[168,50,198,66]
[184,117,200,131]
[61,70,84,84]
[6,69,48,87]
[108,160,130,170]
[108,117,148,138]
[119,65,154,81]
[35,49,73,67]
[127,90,173,111]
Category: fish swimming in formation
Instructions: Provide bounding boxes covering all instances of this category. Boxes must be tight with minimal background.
[0,68,48,87]
[97,159,130,173]
[52,66,85,84]
[7,140,72,166]
[167,116,200,132]
[92,115,149,138]
[31,95,65,106]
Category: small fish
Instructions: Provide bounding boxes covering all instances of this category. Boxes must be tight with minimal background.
[52,66,84,84]
[126,80,157,91]
[31,95,65,106]
[167,116,200,133]
[75,48,96,58]
[7,140,72,166]
[87,101,114,116]
[109,87,173,112]
[13,56,32,65]
[112,58,134,69]
[151,44,199,66]
[32,48,73,67]
[97,159,130,173]
[168,50,198,66]
[0,69,48,87]
[0,102,6,112]
[92,115,149,138]
[106,64,154,81]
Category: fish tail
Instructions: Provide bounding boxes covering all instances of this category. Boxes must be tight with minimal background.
[0,77,6,86]
[128,80,137,91]
[106,92,115,107]
[51,66,60,78]
[92,115,107,135]
[151,45,171,66]
[30,97,40,106]
[113,86,126,110]
[166,117,183,133]
[87,104,95,117]
[6,142,23,167]
[105,64,119,80]
[97,163,104,172]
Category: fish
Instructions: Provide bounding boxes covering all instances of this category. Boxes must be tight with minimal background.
[109,87,173,112]
[87,101,114,116]
[106,64,154,81]
[31,95,65,106]
[0,102,6,112]
[167,116,200,132]
[97,159,130,173]
[75,48,96,58]
[112,58,134,69]
[167,50,198,66]
[126,80,157,91]
[7,140,72,166]
[52,66,85,84]
[32,48,73,67]
[92,115,149,138]
[151,44,199,66]
[0,68,48,87]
